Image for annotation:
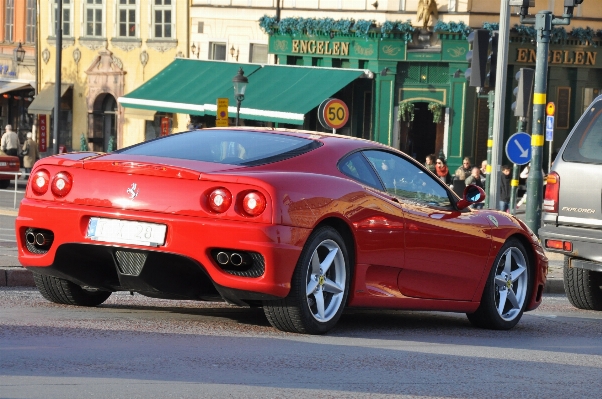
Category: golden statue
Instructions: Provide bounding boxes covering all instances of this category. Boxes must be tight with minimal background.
[417,0,439,29]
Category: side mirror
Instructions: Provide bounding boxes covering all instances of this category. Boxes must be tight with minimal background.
[456,184,486,210]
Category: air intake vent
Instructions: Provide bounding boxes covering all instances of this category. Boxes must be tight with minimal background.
[115,251,147,276]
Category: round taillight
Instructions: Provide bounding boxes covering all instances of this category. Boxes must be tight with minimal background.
[51,172,73,197]
[208,188,232,213]
[242,191,266,216]
[31,169,50,195]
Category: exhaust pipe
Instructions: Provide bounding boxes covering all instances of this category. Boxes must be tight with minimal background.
[216,252,230,265]
[26,231,36,245]
[35,231,54,246]
[230,253,251,267]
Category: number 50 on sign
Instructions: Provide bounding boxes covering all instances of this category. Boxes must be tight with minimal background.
[318,98,349,131]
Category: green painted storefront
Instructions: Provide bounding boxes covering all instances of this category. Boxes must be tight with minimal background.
[270,31,602,172]
[269,32,474,171]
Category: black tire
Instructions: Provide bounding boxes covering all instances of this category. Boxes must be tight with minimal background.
[564,256,602,310]
[0,179,9,189]
[33,273,111,307]
[467,238,532,330]
[263,226,350,334]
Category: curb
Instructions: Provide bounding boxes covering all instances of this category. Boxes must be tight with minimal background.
[0,267,35,287]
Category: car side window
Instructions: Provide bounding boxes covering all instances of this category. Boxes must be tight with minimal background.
[363,150,452,208]
[338,151,383,189]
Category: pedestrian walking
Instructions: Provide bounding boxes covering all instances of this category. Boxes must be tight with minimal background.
[1,124,20,157]
[21,132,40,177]
[499,165,512,212]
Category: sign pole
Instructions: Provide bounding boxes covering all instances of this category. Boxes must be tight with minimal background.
[488,0,511,209]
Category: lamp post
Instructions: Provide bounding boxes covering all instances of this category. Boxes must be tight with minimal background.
[232,68,248,127]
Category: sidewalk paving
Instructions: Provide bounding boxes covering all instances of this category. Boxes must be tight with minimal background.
[0,205,566,293]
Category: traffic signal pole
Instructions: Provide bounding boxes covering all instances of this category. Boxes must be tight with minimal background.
[523,10,571,235]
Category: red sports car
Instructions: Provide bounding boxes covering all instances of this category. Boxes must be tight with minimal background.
[16,128,547,334]
[0,152,20,189]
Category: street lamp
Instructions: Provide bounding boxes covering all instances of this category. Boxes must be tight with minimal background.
[13,42,25,63]
[232,68,248,127]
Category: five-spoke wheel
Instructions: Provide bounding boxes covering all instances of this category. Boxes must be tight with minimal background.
[467,238,531,330]
[305,239,346,323]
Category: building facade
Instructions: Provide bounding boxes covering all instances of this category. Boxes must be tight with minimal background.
[33,0,188,153]
[185,0,601,171]
[0,0,36,144]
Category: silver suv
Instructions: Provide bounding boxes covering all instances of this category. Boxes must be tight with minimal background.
[539,96,602,310]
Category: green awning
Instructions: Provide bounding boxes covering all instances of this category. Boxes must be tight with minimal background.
[118,59,366,125]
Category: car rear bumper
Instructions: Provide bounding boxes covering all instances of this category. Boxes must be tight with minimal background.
[539,223,602,263]
[16,199,311,301]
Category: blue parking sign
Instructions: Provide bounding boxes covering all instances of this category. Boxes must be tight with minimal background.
[505,132,532,165]
[546,115,554,141]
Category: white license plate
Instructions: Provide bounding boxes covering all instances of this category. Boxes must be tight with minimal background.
[86,218,167,247]
[0,162,7,166]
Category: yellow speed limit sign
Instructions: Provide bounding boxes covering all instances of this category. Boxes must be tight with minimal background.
[318,98,349,130]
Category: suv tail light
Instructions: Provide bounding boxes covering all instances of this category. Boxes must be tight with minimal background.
[31,169,50,195]
[543,172,559,213]
[241,191,266,216]
[51,172,73,197]
[208,188,232,213]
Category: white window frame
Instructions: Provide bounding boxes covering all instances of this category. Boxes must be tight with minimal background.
[399,0,406,11]
[209,42,227,60]
[249,43,268,64]
[82,0,106,38]
[26,0,36,43]
[149,0,175,39]
[114,0,140,38]
[50,0,73,37]
[5,0,15,42]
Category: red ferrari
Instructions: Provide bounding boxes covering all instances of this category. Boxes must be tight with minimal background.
[16,128,547,334]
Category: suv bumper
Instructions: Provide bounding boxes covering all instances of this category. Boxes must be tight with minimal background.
[539,223,602,264]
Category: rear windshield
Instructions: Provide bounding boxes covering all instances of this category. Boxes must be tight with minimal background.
[116,129,321,166]
[563,100,602,164]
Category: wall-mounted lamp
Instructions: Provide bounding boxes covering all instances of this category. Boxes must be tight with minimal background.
[371,1,379,9]
[191,43,199,58]
[13,42,25,64]
[380,67,395,76]
[230,45,239,61]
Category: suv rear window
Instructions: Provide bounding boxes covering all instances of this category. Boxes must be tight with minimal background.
[563,100,602,164]
[117,129,321,166]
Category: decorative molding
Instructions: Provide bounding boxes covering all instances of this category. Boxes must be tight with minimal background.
[46,37,75,48]
[73,48,81,64]
[78,37,108,51]
[146,39,178,53]
[111,55,123,70]
[42,48,50,64]
[110,38,142,52]
[139,50,149,67]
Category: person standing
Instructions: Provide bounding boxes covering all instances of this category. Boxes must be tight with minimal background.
[21,132,40,176]
[454,157,472,181]
[499,165,512,212]
[479,159,488,185]
[424,154,436,174]
[465,166,484,209]
[1,124,20,157]
[435,157,451,185]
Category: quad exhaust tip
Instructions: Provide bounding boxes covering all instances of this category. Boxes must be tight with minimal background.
[212,250,251,268]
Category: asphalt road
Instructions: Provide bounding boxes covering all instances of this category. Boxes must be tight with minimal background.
[1,289,601,399]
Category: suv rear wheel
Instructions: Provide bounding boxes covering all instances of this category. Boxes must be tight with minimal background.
[564,256,602,310]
